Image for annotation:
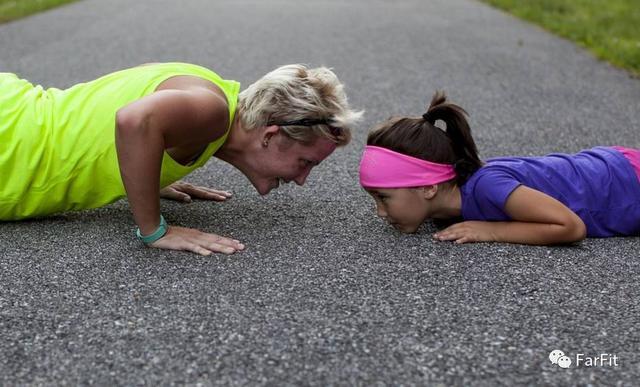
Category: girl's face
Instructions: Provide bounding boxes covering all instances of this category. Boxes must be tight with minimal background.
[366,188,432,233]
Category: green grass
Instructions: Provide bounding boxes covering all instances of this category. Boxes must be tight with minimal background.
[480,0,640,76]
[0,0,81,24]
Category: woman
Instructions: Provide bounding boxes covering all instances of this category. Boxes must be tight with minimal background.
[0,62,362,255]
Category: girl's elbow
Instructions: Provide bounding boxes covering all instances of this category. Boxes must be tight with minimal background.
[577,223,587,241]
[565,217,587,243]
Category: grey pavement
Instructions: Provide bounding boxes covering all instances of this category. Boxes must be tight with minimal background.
[1,0,639,385]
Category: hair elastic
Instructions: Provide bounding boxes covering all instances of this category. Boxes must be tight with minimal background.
[359,145,456,188]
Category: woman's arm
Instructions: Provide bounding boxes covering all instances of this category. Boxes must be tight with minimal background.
[434,186,587,245]
[115,87,243,255]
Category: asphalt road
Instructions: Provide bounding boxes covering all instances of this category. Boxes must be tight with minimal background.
[1,0,639,385]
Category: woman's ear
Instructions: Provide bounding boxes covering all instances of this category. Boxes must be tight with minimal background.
[422,185,438,200]
[261,125,280,147]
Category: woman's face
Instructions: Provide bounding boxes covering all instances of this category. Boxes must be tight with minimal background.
[247,133,337,196]
[366,188,431,233]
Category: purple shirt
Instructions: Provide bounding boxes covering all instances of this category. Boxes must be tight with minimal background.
[460,147,640,237]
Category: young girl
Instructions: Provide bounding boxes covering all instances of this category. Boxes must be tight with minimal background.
[359,91,640,245]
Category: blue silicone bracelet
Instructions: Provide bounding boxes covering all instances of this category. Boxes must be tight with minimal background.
[136,215,168,244]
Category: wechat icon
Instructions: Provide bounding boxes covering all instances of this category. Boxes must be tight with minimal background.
[549,350,571,369]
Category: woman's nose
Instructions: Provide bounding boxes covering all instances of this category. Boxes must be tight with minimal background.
[294,168,312,186]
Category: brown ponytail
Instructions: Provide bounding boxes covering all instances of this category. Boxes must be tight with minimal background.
[367,90,482,186]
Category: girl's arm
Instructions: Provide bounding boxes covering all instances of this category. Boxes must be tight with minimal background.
[434,186,587,245]
[115,87,243,255]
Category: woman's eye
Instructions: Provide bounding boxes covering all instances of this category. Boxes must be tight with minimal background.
[301,160,312,168]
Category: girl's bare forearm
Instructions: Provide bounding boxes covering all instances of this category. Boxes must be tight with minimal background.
[486,221,585,245]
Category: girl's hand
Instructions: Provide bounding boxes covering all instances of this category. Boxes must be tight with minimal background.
[433,186,587,245]
[149,226,245,256]
[160,181,232,203]
[433,221,497,244]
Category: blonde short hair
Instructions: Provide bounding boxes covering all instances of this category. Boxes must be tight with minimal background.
[237,64,363,146]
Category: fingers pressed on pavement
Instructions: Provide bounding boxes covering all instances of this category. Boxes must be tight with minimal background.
[187,244,212,256]
[149,226,245,255]
[186,188,231,201]
[198,234,244,251]
[204,193,228,201]
[201,188,232,196]
[206,242,237,254]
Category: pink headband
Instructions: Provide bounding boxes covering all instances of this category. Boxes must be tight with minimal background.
[359,145,456,188]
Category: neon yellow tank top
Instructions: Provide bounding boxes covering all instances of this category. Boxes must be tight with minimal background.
[0,63,240,220]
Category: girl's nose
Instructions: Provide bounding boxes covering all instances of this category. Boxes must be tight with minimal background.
[376,204,387,218]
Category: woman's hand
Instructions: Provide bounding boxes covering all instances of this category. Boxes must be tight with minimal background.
[433,221,497,244]
[149,226,245,255]
[160,181,232,202]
